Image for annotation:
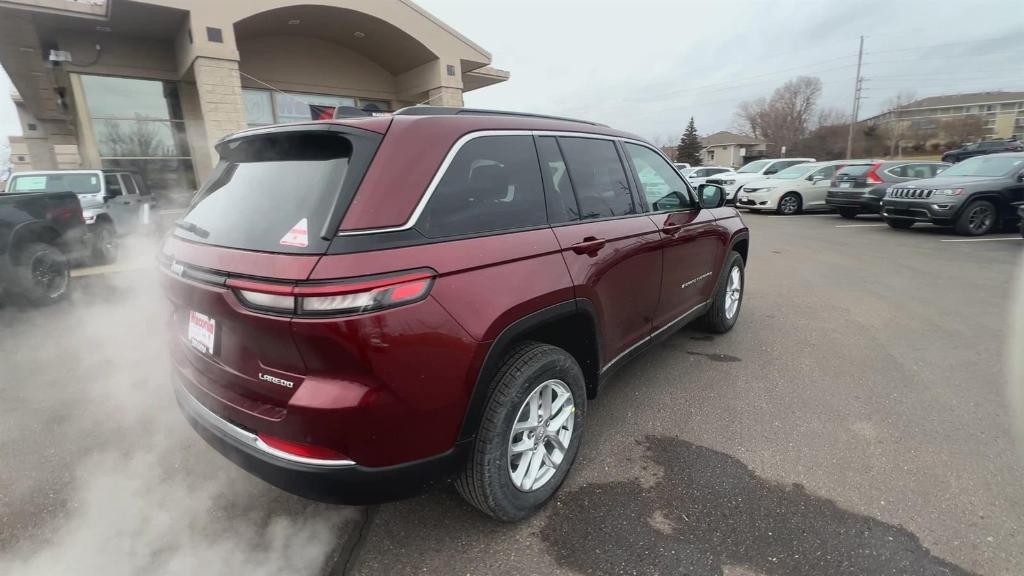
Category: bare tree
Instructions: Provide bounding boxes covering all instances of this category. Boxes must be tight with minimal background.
[942,114,986,146]
[733,77,824,152]
[876,91,917,157]
[733,97,767,139]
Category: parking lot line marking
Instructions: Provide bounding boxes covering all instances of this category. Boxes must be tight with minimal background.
[939,237,1023,243]
[71,263,150,277]
[835,224,886,228]
[764,214,836,218]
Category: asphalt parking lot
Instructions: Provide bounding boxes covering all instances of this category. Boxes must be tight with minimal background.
[1,214,1022,575]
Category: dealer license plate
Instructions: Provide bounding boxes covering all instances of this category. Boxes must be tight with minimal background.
[188,311,216,355]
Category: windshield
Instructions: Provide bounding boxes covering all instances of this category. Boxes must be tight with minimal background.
[938,156,1024,178]
[737,160,771,173]
[7,173,101,194]
[771,164,819,179]
[177,131,364,254]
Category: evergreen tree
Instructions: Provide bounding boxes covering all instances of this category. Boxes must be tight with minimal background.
[676,117,703,166]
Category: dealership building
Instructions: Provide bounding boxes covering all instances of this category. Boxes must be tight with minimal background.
[1,0,509,196]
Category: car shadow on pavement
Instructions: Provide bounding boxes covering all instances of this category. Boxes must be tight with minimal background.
[542,435,976,576]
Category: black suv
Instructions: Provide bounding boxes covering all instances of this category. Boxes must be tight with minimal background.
[942,139,1022,163]
[881,153,1024,235]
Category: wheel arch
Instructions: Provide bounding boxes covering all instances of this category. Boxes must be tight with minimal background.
[457,299,601,442]
[9,222,62,262]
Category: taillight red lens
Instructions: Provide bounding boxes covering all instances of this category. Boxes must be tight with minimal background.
[866,163,884,184]
[226,269,435,316]
[257,433,347,461]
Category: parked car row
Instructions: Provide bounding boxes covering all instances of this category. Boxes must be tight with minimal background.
[4,169,154,265]
[728,152,1024,237]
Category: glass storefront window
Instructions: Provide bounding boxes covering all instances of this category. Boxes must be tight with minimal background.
[93,119,189,158]
[242,89,393,126]
[273,92,356,123]
[243,89,274,128]
[81,75,183,120]
[80,74,194,204]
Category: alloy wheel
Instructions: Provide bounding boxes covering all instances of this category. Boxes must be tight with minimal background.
[508,379,574,492]
[967,204,994,234]
[725,265,742,320]
[780,196,799,215]
[31,252,68,298]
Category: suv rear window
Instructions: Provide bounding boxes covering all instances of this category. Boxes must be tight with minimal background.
[8,173,101,194]
[837,165,871,177]
[176,131,371,254]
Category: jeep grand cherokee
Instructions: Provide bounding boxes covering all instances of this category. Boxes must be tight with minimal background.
[161,107,750,521]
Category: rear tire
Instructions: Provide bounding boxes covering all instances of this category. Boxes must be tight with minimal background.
[456,341,586,522]
[838,208,859,219]
[13,242,70,306]
[954,200,996,236]
[91,222,119,265]
[776,193,802,215]
[701,251,745,334]
[885,219,914,229]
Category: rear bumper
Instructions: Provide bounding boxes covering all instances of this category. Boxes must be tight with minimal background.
[826,190,883,213]
[174,374,467,504]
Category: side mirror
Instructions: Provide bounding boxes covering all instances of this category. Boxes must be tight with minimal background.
[812,175,826,182]
[1017,170,1024,183]
[698,184,726,209]
[764,169,778,175]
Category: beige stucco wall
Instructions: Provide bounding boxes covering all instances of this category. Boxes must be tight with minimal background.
[59,30,178,81]
[237,35,396,101]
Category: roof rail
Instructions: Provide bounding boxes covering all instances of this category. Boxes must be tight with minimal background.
[392,106,607,127]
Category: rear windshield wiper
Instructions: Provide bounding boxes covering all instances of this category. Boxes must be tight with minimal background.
[175,220,210,239]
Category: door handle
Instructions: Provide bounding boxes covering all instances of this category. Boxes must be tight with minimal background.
[661,223,684,235]
[571,237,607,255]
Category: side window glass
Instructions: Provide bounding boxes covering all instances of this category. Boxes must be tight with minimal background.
[811,166,834,180]
[558,137,635,220]
[536,137,579,224]
[418,135,547,238]
[104,174,123,198]
[623,143,694,212]
[120,174,139,196]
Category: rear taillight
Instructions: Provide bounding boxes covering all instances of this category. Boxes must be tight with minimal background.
[866,163,884,184]
[256,433,348,462]
[46,206,79,222]
[226,269,435,317]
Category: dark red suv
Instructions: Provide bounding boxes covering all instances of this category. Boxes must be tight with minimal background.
[161,107,749,521]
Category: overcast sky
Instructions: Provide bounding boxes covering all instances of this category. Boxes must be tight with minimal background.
[2,0,1023,148]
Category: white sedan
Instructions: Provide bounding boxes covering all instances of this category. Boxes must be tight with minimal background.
[735,161,842,215]
[681,166,733,187]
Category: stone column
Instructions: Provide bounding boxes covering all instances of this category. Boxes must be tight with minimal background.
[427,86,464,107]
[193,57,247,169]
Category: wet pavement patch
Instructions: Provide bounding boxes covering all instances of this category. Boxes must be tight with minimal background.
[542,436,976,576]
[686,351,742,363]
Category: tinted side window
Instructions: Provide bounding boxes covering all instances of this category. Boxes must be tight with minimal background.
[558,137,635,220]
[419,135,547,238]
[536,137,579,224]
[624,143,694,212]
[104,174,123,197]
[120,174,139,195]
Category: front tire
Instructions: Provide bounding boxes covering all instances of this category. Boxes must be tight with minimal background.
[838,207,859,219]
[954,200,996,236]
[776,193,802,215]
[701,251,745,334]
[456,342,586,522]
[13,242,70,306]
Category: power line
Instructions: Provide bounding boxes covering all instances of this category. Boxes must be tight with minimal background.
[862,35,1010,56]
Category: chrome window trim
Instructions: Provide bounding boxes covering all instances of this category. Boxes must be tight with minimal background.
[336,129,664,237]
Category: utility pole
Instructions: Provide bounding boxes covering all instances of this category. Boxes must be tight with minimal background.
[846,35,865,159]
